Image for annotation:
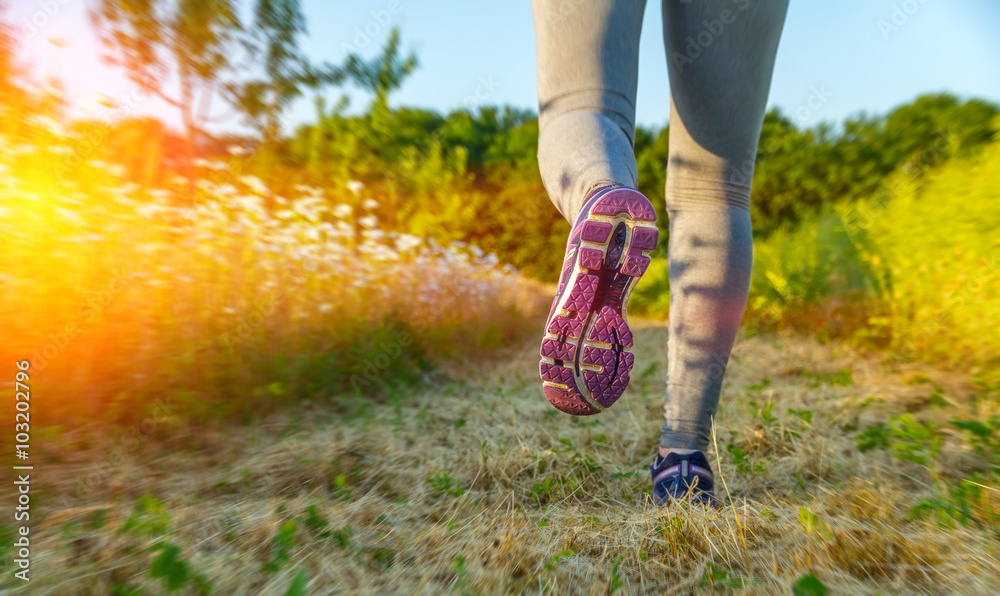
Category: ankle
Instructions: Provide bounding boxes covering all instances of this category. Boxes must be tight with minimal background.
[658,447,698,458]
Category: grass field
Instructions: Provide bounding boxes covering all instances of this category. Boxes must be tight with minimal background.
[8,319,999,595]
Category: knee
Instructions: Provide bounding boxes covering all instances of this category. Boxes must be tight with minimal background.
[666,164,752,212]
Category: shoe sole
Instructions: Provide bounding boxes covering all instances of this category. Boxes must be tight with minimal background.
[539,188,658,415]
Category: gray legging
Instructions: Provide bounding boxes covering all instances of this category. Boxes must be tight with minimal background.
[532,0,789,450]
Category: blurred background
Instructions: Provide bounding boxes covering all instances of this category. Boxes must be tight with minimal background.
[1,0,999,593]
[2,0,997,426]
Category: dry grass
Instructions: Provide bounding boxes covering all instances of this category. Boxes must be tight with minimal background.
[7,321,1000,595]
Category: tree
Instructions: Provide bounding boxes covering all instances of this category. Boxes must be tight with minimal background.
[227,0,343,146]
[90,0,241,188]
[341,27,418,163]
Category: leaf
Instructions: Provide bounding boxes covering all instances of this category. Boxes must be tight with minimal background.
[798,507,828,537]
[284,569,308,596]
[951,419,992,437]
[608,555,623,594]
[792,573,828,596]
[855,424,890,452]
[149,541,190,591]
[303,505,328,534]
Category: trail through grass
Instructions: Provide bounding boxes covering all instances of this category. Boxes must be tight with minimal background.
[7,322,1000,594]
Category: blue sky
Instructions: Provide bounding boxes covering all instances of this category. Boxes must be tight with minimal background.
[9,0,1000,132]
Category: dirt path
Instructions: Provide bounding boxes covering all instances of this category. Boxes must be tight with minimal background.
[12,321,1000,594]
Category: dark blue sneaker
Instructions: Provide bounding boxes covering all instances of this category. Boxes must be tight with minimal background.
[650,451,717,507]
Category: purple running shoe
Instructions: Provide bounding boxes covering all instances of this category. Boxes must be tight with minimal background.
[539,186,658,415]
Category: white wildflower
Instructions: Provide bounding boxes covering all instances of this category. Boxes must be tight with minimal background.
[347,180,364,196]
[333,204,353,219]
[55,207,81,223]
[363,198,378,210]
[27,114,64,135]
[148,189,172,202]
[362,229,385,242]
[359,215,377,229]
[118,182,140,195]
[396,234,423,252]
[239,175,269,195]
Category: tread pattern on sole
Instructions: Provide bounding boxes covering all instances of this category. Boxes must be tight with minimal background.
[561,274,598,312]
[591,193,657,221]
[540,188,659,415]
[586,306,634,346]
[578,247,604,270]
[581,221,613,243]
[540,337,576,361]
[542,385,601,416]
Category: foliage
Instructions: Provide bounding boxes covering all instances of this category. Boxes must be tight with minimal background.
[227,0,342,144]
[0,113,539,427]
[792,573,828,596]
[150,541,212,593]
[285,569,309,596]
[261,520,297,573]
[90,0,242,181]
[751,95,998,235]
[121,494,172,537]
[866,140,1000,369]
[426,472,465,498]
